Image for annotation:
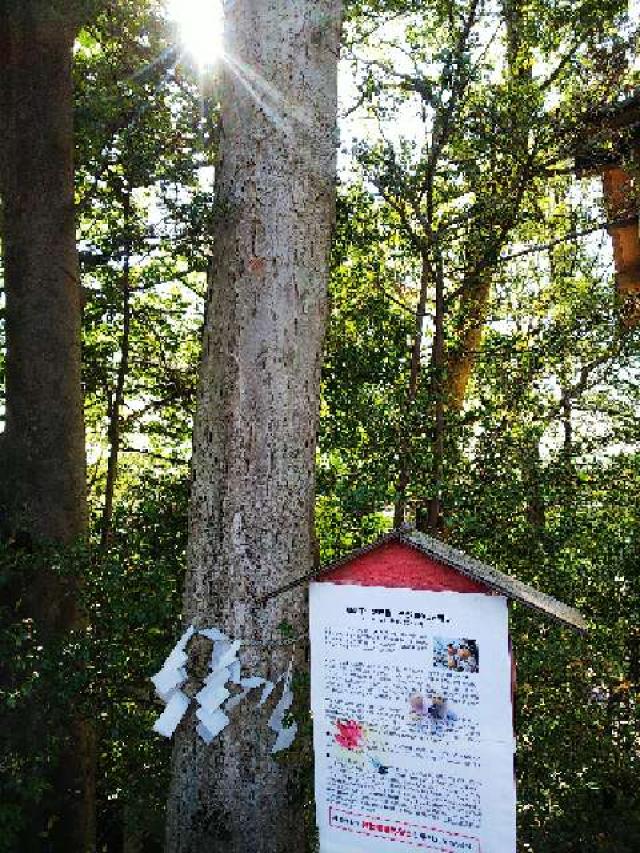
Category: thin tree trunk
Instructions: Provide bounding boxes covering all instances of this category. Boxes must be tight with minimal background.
[122,804,144,853]
[0,7,94,851]
[503,0,525,75]
[166,2,342,851]
[424,255,446,534]
[523,438,546,541]
[561,388,573,456]
[444,271,492,411]
[100,190,132,551]
[435,0,532,418]
[393,249,430,527]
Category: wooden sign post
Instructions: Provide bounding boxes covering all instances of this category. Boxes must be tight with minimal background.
[310,529,586,853]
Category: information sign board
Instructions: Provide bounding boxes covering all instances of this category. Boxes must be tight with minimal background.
[310,582,517,853]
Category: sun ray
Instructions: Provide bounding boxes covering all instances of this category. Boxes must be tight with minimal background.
[166,0,224,68]
[223,53,314,130]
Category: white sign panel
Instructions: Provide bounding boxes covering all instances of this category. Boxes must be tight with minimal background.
[310,582,516,853]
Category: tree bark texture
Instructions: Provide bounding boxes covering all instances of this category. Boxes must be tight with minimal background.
[0,7,94,851]
[166,2,342,851]
[0,8,87,548]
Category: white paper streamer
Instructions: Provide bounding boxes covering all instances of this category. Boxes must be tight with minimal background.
[259,679,277,706]
[228,659,242,685]
[150,625,196,735]
[268,662,298,754]
[153,689,190,737]
[225,675,270,711]
[150,624,195,700]
[198,627,228,642]
[241,675,267,690]
[212,639,243,672]
[272,721,299,752]
[197,681,231,710]
[150,625,298,751]
[196,706,230,742]
[151,664,186,700]
[193,631,241,741]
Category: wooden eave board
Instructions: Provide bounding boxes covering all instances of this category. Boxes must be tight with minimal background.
[316,529,587,632]
[398,530,587,632]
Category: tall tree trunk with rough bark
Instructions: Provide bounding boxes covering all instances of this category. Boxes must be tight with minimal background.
[0,7,87,544]
[166,2,342,851]
[0,5,94,850]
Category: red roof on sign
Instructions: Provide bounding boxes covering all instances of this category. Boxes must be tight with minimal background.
[318,540,490,594]
[306,528,586,632]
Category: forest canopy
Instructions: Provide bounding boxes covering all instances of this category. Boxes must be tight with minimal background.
[0,0,639,851]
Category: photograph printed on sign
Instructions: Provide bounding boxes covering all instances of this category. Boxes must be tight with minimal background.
[433,637,480,673]
[309,583,516,853]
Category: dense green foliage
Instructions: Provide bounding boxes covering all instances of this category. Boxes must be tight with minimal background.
[1,0,639,850]
[0,477,186,849]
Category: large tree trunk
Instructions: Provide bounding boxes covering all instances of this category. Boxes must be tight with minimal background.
[0,7,94,851]
[0,9,86,546]
[166,2,342,851]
